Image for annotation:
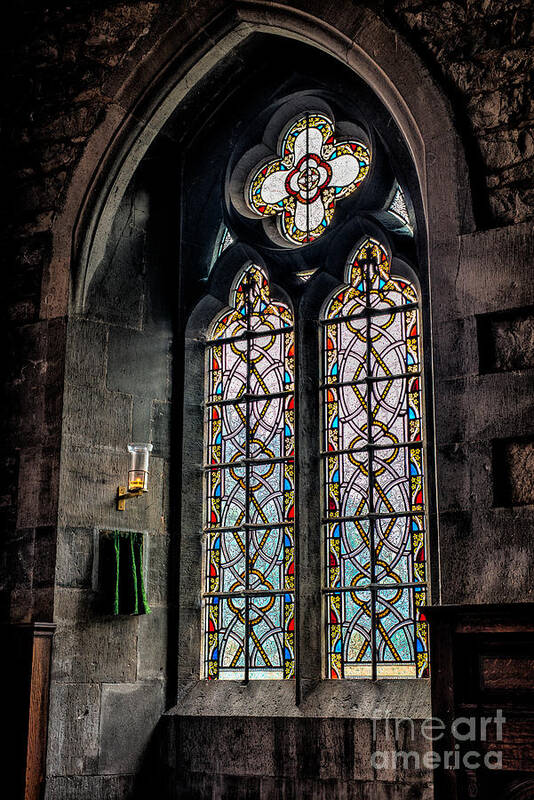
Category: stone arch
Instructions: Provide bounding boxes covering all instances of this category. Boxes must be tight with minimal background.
[45,0,474,316]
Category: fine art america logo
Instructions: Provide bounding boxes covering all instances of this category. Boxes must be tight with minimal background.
[371,711,506,770]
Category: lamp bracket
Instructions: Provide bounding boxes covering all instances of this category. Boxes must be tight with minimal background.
[116,486,145,511]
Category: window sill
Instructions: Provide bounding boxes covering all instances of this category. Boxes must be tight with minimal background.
[167,677,431,719]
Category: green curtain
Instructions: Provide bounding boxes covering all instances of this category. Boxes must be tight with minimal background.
[101,531,151,615]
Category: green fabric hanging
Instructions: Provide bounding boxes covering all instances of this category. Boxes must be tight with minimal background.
[102,531,151,616]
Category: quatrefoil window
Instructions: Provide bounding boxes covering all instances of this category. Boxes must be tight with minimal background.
[247,113,371,246]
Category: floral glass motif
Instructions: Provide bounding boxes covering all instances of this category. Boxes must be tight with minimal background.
[203,264,295,680]
[321,238,429,679]
[248,113,371,246]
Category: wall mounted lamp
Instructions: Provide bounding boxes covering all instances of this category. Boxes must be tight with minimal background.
[117,443,153,511]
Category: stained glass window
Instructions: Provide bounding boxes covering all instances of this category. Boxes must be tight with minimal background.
[321,238,429,679]
[247,112,370,246]
[209,226,234,273]
[388,185,412,233]
[203,264,295,680]
[217,226,234,258]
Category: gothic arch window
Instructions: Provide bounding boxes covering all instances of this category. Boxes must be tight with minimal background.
[177,35,434,689]
[203,264,295,680]
[321,237,428,680]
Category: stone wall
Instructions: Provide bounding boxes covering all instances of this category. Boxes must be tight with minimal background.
[383,0,534,226]
[2,1,534,799]
[432,221,534,604]
[44,175,171,797]
[162,715,433,800]
[5,0,534,624]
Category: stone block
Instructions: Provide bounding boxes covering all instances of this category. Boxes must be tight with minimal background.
[5,322,47,447]
[435,371,534,445]
[455,222,534,319]
[352,719,374,782]
[151,400,171,458]
[393,718,432,784]
[17,445,61,528]
[64,317,108,388]
[479,128,534,171]
[86,264,145,330]
[433,316,478,381]
[5,528,35,591]
[315,718,358,782]
[107,326,171,401]
[55,527,94,588]
[138,606,167,679]
[146,532,169,607]
[45,775,135,800]
[85,186,145,329]
[52,591,138,682]
[32,585,56,620]
[178,716,278,778]
[436,443,470,512]
[478,306,534,373]
[58,443,164,533]
[8,586,34,624]
[99,680,165,774]
[47,682,100,776]
[494,436,534,506]
[440,507,534,604]
[33,525,56,586]
[436,442,492,513]
[371,718,398,783]
[63,383,132,447]
[45,319,68,427]
[131,396,152,443]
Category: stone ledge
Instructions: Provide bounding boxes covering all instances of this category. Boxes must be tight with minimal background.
[168,677,430,719]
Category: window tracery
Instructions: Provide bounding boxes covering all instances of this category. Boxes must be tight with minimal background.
[247,112,370,245]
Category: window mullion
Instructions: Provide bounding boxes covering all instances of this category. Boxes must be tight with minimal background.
[365,258,378,682]
[244,276,252,684]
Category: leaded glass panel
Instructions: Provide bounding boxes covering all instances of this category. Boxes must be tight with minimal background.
[322,238,429,680]
[203,264,295,680]
[247,112,371,246]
